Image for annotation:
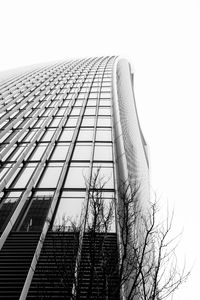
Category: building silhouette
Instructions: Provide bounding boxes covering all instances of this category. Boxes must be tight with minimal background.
[0,57,149,299]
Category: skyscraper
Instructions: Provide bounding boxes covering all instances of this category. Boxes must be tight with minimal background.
[0,57,149,299]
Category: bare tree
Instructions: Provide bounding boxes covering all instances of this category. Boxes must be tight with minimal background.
[31,171,190,300]
[116,181,190,300]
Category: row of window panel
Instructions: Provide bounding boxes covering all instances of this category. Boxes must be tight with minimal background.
[0,128,113,162]
[53,195,115,232]
[0,193,116,232]
[6,162,114,190]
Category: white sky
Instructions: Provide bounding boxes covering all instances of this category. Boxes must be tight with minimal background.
[0,0,200,298]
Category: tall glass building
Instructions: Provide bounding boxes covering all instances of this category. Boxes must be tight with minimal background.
[0,57,149,299]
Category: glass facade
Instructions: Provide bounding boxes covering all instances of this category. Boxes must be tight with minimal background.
[0,57,149,299]
[0,57,116,234]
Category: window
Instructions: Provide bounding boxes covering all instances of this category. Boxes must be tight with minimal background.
[51,143,69,160]
[74,100,84,107]
[23,129,37,142]
[42,129,55,141]
[81,117,95,127]
[56,108,66,116]
[66,117,78,127]
[53,191,85,230]
[13,164,37,188]
[30,144,47,161]
[96,129,112,142]
[17,195,53,231]
[92,164,114,189]
[99,99,111,107]
[71,107,82,116]
[38,164,63,188]
[72,143,92,161]
[94,144,113,161]
[85,107,96,115]
[50,117,61,127]
[97,117,111,127]
[59,129,74,141]
[64,164,89,189]
[77,129,94,141]
[87,99,97,107]
[0,191,23,232]
[86,197,116,232]
[98,107,111,116]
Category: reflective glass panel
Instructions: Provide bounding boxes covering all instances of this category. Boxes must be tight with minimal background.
[77,129,94,141]
[72,144,92,161]
[92,166,114,189]
[97,117,111,127]
[94,144,113,161]
[96,129,112,142]
[30,144,47,160]
[59,129,74,141]
[53,196,85,230]
[42,129,55,141]
[51,144,69,160]
[64,165,89,188]
[13,165,36,188]
[39,166,62,188]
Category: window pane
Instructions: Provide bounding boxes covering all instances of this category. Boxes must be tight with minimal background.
[98,107,111,116]
[13,165,36,188]
[77,129,94,141]
[81,117,95,127]
[39,166,62,188]
[0,192,22,231]
[96,129,112,142]
[66,117,78,127]
[30,144,47,160]
[53,197,85,230]
[72,144,92,161]
[94,144,113,161]
[86,198,115,232]
[42,129,55,141]
[59,129,74,141]
[9,145,26,161]
[85,107,96,115]
[97,117,111,127]
[92,166,114,189]
[64,166,89,188]
[51,144,69,160]
[99,99,111,106]
[71,107,81,115]
[18,195,53,231]
[50,118,61,127]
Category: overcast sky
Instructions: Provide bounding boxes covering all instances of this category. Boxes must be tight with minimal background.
[0,0,200,298]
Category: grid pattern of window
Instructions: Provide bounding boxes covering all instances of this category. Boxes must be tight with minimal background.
[0,57,116,233]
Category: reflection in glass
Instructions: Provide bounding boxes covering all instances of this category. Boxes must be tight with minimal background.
[18,195,53,231]
[64,165,89,189]
[92,166,114,189]
[86,197,116,232]
[0,191,22,231]
[53,196,85,231]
